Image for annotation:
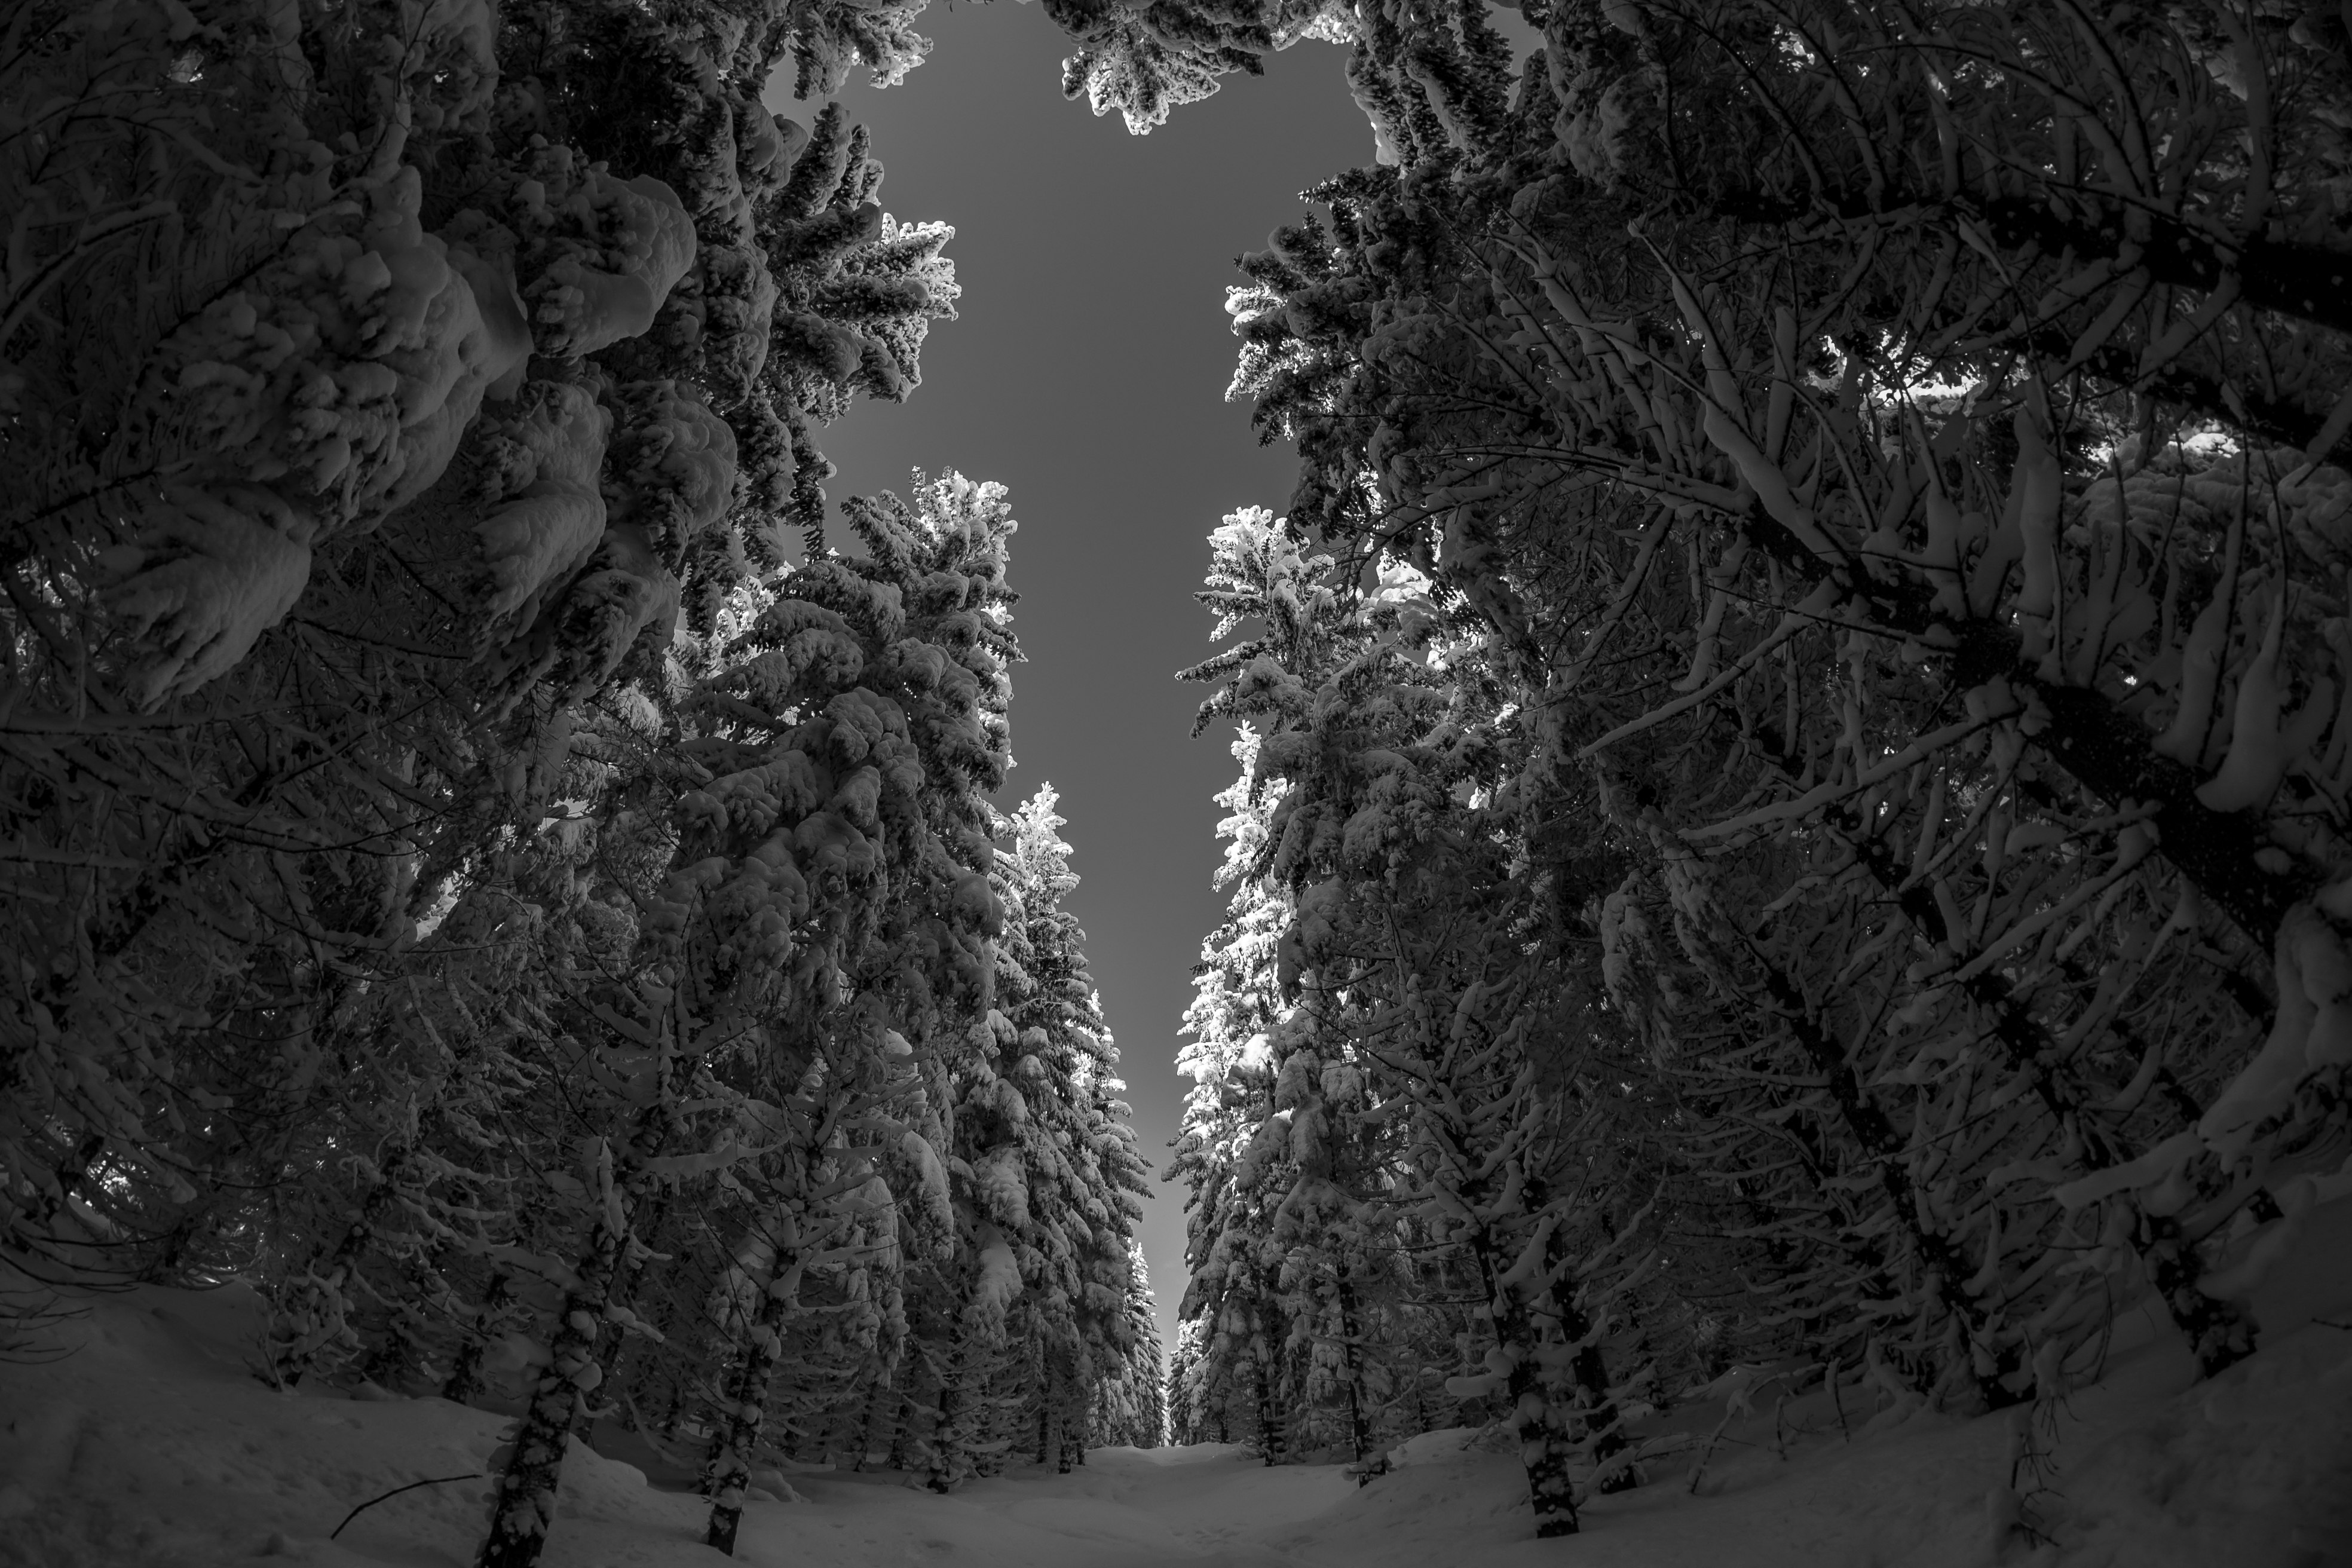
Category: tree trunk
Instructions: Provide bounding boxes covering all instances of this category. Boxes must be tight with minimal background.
[443,1272,511,1407]
[887,1389,918,1473]
[272,1140,414,1387]
[929,1354,968,1493]
[1254,1330,1285,1468]
[1038,1377,1055,1465]
[358,1283,426,1392]
[583,1192,673,1434]
[474,1150,632,1568]
[660,1382,686,1443]
[475,975,701,1568]
[1482,1269,1581,1536]
[1468,1214,1596,1538]
[856,1375,892,1471]
[1334,1278,1373,1467]
[703,1225,799,1555]
[1561,1294,1634,1495]
[1805,779,2260,1382]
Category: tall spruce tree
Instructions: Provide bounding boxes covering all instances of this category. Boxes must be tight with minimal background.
[1180,0,2352,1539]
[1,11,1180,1561]
[0,0,956,1313]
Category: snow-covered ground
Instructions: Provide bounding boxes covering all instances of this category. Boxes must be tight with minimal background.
[5,1196,2349,1568]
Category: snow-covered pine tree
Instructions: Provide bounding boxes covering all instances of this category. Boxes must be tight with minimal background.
[1176,509,1663,1530]
[5,0,1187,1554]
[1164,1316,1208,1444]
[256,863,566,1392]
[565,470,1016,1557]
[1090,1239,1168,1447]
[1262,1007,1394,1468]
[0,0,958,1335]
[1168,722,1297,1456]
[1201,0,2352,1533]
[1172,977,1299,1464]
[470,912,746,1568]
[252,690,684,1404]
[917,781,1150,1487]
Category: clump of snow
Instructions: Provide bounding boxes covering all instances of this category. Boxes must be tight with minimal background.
[602,379,740,560]
[965,1222,1024,1342]
[473,381,612,620]
[103,484,316,706]
[106,157,543,704]
[541,523,684,700]
[517,167,699,360]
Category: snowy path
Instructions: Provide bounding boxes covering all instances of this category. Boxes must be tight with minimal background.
[728,1446,1364,1568]
[716,1428,1989,1568]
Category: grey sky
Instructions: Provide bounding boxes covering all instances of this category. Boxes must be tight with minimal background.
[764,2,1379,1356]
[760,2,1542,1361]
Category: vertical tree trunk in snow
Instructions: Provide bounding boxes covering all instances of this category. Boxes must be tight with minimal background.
[660,1383,687,1443]
[442,1272,513,1407]
[1563,1293,1634,1495]
[1254,1330,1286,1467]
[887,1388,918,1473]
[1754,954,2016,1408]
[856,1374,894,1470]
[477,972,705,1568]
[1475,1240,1581,1538]
[271,1140,415,1386]
[705,1219,800,1555]
[1335,1278,1373,1466]
[475,1143,632,1568]
[1815,789,2258,1382]
[586,1192,673,1426]
[1466,1200,1642,1536]
[357,1245,442,1390]
[929,1345,969,1493]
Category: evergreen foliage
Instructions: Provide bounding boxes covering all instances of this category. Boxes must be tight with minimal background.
[0,7,1156,1566]
[8,0,2350,1557]
[1171,0,2352,1539]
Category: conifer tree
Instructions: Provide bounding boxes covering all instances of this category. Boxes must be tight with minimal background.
[1091,1239,1168,1447]
[633,471,1014,1555]
[0,0,957,1315]
[915,782,1151,1487]
[2,5,1174,1563]
[1175,510,1655,1527]
[1165,1316,1208,1444]
[1192,0,2352,1538]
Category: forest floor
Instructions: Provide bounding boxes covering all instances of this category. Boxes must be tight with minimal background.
[4,1193,2350,1568]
